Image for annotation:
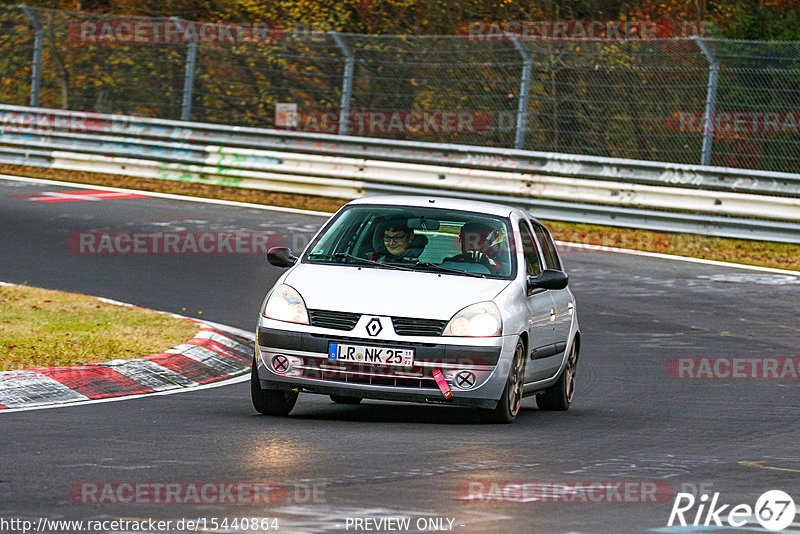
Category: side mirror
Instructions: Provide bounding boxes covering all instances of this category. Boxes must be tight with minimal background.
[267,247,297,268]
[527,269,569,291]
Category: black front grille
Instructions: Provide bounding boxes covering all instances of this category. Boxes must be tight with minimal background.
[392,317,447,336]
[308,309,361,331]
[299,359,436,388]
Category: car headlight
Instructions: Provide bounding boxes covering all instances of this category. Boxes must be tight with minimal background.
[443,302,502,337]
[261,284,309,325]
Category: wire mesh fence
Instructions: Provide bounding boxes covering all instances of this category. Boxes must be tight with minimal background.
[1,5,799,173]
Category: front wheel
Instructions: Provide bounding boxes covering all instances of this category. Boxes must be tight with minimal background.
[536,340,578,411]
[251,356,298,416]
[487,338,526,424]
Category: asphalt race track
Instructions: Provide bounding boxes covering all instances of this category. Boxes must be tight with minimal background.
[1,177,799,534]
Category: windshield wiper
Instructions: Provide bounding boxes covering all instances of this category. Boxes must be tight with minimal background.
[413,261,486,278]
[307,252,414,271]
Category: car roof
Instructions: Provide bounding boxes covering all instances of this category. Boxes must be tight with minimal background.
[346,195,519,218]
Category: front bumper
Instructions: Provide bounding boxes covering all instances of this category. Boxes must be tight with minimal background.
[255,320,517,410]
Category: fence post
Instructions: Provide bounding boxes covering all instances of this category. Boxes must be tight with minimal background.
[512,37,532,150]
[329,31,355,135]
[171,17,197,121]
[19,4,43,107]
[694,36,719,166]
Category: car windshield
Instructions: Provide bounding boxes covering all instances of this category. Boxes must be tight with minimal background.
[303,205,516,279]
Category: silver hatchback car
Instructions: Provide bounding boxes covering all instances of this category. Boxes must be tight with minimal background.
[252,196,579,423]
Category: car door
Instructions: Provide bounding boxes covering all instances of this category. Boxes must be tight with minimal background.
[518,219,559,382]
[531,221,573,362]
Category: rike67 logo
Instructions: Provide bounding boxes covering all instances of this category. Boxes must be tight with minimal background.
[668,490,796,531]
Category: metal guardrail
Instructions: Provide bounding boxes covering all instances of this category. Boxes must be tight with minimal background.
[1,104,800,243]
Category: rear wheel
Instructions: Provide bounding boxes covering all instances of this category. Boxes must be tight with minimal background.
[487,338,526,424]
[536,340,578,411]
[330,395,362,404]
[251,356,298,416]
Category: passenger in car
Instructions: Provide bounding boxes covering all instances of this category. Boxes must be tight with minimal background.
[370,219,427,263]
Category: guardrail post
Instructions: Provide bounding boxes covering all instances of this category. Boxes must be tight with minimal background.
[329,31,355,135]
[19,4,43,107]
[171,17,197,121]
[694,36,719,166]
[512,37,532,150]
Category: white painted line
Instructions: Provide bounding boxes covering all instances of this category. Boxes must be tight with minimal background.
[2,173,796,275]
[0,173,335,217]
[199,319,254,340]
[556,240,800,276]
[96,296,136,307]
[0,373,250,414]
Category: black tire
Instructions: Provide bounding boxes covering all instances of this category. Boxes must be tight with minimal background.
[251,357,298,416]
[329,395,363,404]
[487,338,526,424]
[536,340,578,411]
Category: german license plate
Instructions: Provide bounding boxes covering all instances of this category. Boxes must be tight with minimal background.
[328,342,414,366]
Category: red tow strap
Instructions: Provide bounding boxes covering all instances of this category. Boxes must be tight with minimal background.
[432,369,453,399]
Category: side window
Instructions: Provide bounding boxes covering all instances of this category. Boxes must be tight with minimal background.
[532,224,562,271]
[518,221,542,277]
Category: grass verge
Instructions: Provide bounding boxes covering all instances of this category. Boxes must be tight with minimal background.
[0,283,200,371]
[2,164,799,272]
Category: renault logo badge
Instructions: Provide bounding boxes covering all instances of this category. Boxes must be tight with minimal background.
[366,318,383,337]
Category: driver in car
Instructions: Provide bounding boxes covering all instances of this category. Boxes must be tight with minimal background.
[370,219,427,263]
[444,222,501,272]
